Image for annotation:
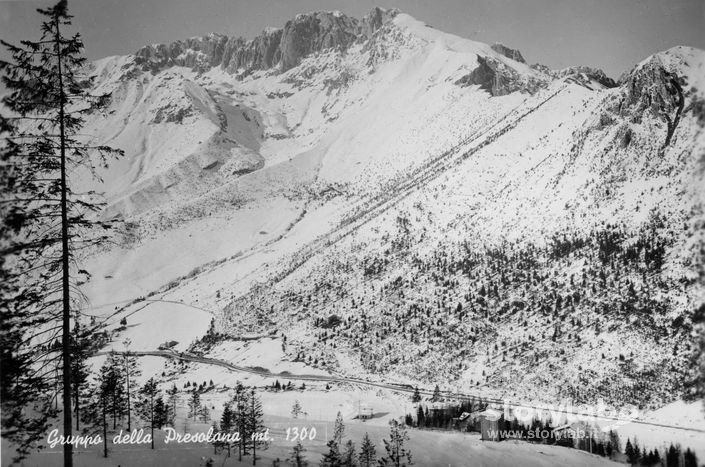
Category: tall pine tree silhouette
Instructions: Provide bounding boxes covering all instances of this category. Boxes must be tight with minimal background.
[0,1,122,464]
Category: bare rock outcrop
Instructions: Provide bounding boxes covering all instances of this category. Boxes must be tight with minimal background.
[490,43,526,63]
[279,12,360,70]
[456,55,545,96]
[618,56,686,146]
[134,7,399,75]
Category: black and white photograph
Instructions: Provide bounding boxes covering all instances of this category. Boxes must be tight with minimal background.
[1,0,704,466]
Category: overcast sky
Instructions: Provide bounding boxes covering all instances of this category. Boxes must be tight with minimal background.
[1,0,704,79]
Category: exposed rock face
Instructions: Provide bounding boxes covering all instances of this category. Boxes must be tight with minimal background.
[491,43,526,63]
[361,7,400,38]
[135,33,229,72]
[557,66,616,88]
[134,8,398,75]
[222,28,283,73]
[618,56,685,146]
[456,55,545,96]
[620,58,684,114]
[529,63,616,89]
[279,12,361,70]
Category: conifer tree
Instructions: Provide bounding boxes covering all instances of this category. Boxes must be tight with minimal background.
[416,406,425,428]
[0,1,121,464]
[220,403,234,457]
[359,432,376,467]
[292,399,303,419]
[248,387,267,465]
[341,440,357,467]
[320,439,342,467]
[99,352,127,429]
[631,439,641,465]
[432,385,441,402]
[200,405,211,423]
[85,357,120,458]
[188,388,202,420]
[378,420,413,467]
[166,383,179,425]
[121,339,141,430]
[684,448,697,467]
[70,320,91,431]
[233,382,249,461]
[333,411,345,445]
[625,439,635,464]
[666,444,680,467]
[135,377,161,449]
[154,396,168,428]
[289,441,308,467]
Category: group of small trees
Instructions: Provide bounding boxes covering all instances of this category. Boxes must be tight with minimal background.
[320,411,357,466]
[211,383,268,465]
[270,379,306,392]
[82,351,174,456]
[315,414,410,467]
[624,438,698,467]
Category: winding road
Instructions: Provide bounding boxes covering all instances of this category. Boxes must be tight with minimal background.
[97,348,705,434]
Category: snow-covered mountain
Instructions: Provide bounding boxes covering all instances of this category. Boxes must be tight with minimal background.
[79,6,705,428]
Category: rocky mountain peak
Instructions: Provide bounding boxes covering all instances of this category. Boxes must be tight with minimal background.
[133,7,399,75]
[362,6,400,38]
[490,43,526,63]
[455,55,546,96]
[557,66,616,88]
[278,10,361,70]
[619,54,686,114]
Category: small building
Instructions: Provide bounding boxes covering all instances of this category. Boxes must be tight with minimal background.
[454,412,473,431]
[358,403,374,420]
[476,408,503,441]
[455,407,504,440]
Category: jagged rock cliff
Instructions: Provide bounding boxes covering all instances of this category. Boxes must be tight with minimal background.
[134,7,397,75]
[455,55,546,96]
[490,43,526,63]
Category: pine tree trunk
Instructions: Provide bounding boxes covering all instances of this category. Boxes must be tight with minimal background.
[125,354,131,431]
[55,11,74,467]
[102,396,108,458]
[150,397,155,450]
[251,395,256,466]
[74,385,80,431]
